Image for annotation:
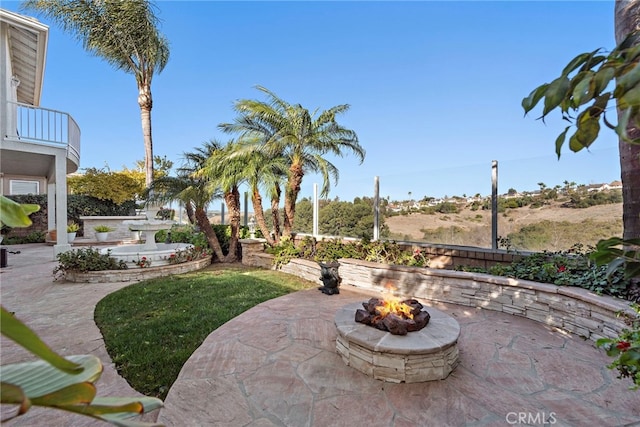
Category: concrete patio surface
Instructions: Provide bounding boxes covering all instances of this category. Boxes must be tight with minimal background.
[1,243,639,426]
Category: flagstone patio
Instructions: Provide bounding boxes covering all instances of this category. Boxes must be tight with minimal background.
[1,244,638,426]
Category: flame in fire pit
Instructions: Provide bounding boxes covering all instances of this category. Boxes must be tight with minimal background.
[375,299,415,320]
[355,293,431,335]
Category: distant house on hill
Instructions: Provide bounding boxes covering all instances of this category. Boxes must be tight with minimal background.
[587,182,623,192]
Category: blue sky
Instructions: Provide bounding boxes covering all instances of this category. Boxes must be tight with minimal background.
[4,1,621,202]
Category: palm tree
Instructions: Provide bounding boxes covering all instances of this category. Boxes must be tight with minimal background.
[615,0,640,240]
[219,139,289,246]
[22,0,170,188]
[219,86,365,238]
[147,141,226,261]
[198,140,246,262]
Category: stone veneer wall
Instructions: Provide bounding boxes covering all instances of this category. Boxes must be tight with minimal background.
[65,257,211,283]
[239,240,636,343]
[80,216,147,240]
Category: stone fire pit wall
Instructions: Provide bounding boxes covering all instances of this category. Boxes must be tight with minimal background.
[238,242,636,343]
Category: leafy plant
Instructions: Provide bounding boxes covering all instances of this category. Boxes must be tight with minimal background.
[267,238,430,268]
[167,245,211,264]
[94,225,114,233]
[133,256,151,268]
[596,303,640,390]
[53,248,128,280]
[67,222,80,233]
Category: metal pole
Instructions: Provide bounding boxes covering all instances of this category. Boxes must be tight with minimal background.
[491,160,498,250]
[313,183,319,237]
[373,176,380,241]
[220,202,225,225]
[244,191,249,226]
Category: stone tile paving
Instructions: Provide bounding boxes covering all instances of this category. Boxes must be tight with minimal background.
[1,244,638,426]
[0,244,152,426]
[159,287,640,427]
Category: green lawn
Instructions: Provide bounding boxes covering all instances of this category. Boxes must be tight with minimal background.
[94,264,316,400]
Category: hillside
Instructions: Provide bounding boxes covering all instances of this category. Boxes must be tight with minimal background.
[385,202,623,251]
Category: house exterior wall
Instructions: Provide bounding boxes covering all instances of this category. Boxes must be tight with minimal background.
[0,173,47,196]
[1,9,79,257]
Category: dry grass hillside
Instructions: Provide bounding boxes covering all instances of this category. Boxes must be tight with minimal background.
[385,202,623,251]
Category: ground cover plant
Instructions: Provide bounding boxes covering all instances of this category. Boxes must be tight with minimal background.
[456,244,637,302]
[94,265,316,400]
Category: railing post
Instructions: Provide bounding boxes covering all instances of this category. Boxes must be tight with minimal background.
[491,160,498,250]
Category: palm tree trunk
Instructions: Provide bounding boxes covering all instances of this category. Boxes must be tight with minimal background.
[185,201,196,225]
[138,83,154,188]
[252,187,275,246]
[283,165,304,238]
[224,186,241,262]
[195,206,225,261]
[616,0,640,239]
[271,184,282,244]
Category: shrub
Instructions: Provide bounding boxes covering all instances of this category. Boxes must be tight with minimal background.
[53,248,128,280]
[2,231,45,244]
[267,238,429,269]
[456,245,633,301]
[94,225,114,233]
[596,303,640,390]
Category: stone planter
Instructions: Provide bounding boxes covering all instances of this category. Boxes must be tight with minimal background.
[67,232,76,242]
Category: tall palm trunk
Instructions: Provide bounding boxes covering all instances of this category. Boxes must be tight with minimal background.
[224,186,241,262]
[283,164,304,238]
[271,184,282,243]
[195,206,224,261]
[138,82,154,188]
[185,201,195,225]
[615,0,640,239]
[252,187,275,246]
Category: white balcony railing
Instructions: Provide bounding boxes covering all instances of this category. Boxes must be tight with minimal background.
[4,101,80,160]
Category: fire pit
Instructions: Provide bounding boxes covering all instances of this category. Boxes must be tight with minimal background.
[355,297,431,335]
[335,301,460,383]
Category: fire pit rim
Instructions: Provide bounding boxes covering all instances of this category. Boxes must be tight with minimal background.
[334,302,460,355]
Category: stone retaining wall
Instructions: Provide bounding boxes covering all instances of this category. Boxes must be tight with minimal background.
[64,257,211,283]
[240,243,636,343]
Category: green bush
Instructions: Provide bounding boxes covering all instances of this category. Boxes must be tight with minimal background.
[53,248,128,280]
[456,245,633,301]
[2,231,45,244]
[267,238,429,269]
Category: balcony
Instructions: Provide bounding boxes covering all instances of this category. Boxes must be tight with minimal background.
[1,101,81,177]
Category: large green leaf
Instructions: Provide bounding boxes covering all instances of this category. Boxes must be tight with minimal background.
[571,70,595,107]
[1,307,84,374]
[554,126,570,159]
[31,382,96,406]
[615,61,640,97]
[0,196,40,227]
[569,111,600,152]
[521,83,548,114]
[561,51,592,76]
[69,397,164,427]
[543,76,571,116]
[618,84,640,109]
[0,355,102,398]
[593,66,615,96]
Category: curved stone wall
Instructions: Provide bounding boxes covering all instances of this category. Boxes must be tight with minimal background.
[64,257,211,283]
[266,255,637,343]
